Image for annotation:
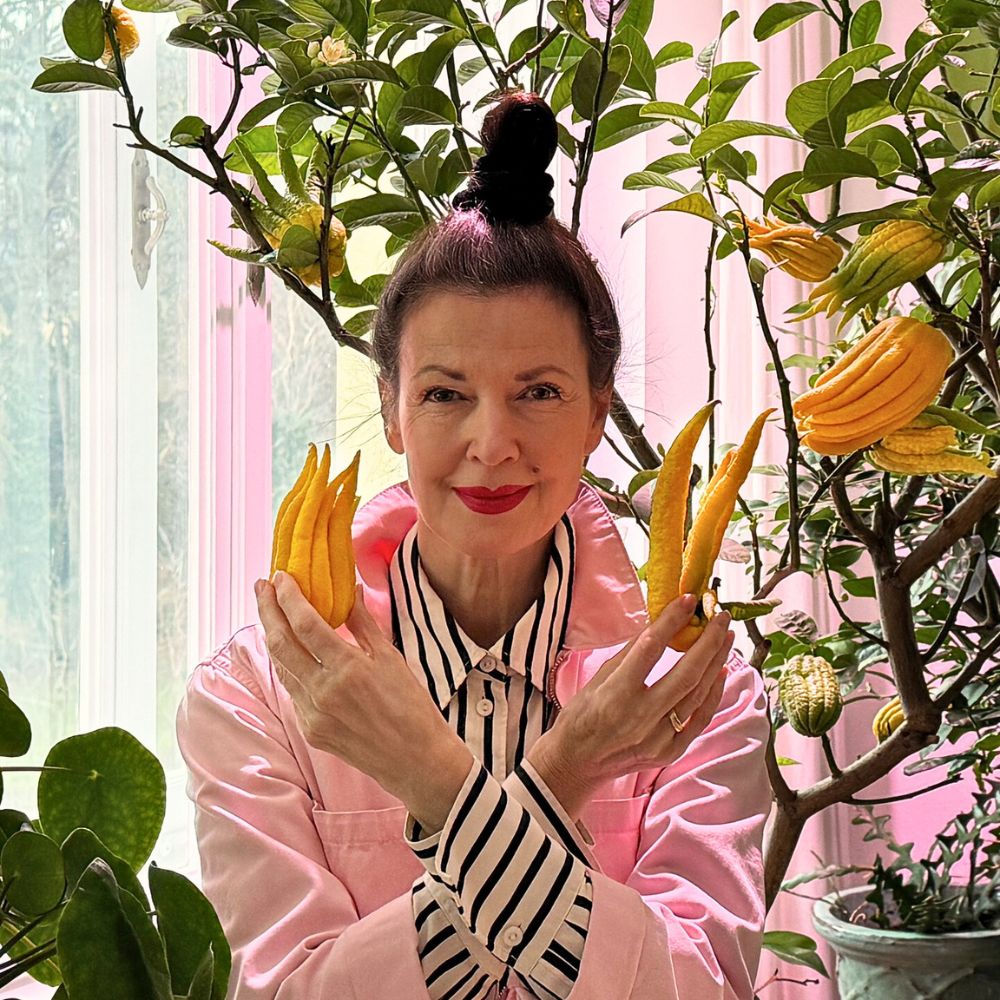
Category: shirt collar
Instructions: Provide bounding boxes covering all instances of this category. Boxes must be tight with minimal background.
[386,515,575,709]
[350,480,649,658]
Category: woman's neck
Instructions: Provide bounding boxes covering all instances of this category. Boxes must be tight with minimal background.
[416,520,553,648]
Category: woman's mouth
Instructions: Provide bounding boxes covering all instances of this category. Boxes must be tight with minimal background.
[453,485,532,514]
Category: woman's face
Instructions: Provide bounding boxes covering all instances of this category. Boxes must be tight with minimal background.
[380,287,612,559]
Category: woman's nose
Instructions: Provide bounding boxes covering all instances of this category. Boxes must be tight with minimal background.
[464,404,521,465]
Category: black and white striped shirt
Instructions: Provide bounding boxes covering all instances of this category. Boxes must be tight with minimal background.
[387,513,599,999]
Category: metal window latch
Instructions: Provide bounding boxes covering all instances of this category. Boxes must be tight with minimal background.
[131,147,169,289]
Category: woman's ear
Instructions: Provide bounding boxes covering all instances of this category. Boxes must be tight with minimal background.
[378,378,404,455]
[585,385,613,456]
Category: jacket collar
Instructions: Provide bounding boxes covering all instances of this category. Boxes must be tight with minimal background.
[351,479,648,656]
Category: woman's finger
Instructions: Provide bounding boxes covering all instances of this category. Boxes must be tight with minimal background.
[258,577,326,687]
[645,610,733,706]
[666,659,728,756]
[670,629,734,726]
[272,571,352,669]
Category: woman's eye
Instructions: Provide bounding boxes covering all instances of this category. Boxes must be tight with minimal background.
[422,384,563,403]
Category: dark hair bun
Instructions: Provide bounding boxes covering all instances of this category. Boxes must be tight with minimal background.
[451,91,558,225]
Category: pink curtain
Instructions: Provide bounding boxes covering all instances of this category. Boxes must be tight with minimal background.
[571,2,978,997]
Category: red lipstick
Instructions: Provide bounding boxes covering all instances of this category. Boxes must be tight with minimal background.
[453,485,532,514]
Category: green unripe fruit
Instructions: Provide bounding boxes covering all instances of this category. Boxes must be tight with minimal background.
[778,654,843,737]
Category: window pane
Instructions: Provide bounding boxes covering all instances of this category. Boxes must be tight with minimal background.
[0,0,81,817]
[154,37,192,778]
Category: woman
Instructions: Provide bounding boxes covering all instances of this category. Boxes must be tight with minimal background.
[176,91,771,1000]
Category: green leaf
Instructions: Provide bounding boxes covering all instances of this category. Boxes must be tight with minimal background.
[639,100,702,124]
[293,58,407,93]
[622,190,725,236]
[924,405,998,436]
[275,102,323,149]
[0,830,65,916]
[170,115,209,147]
[594,101,666,151]
[623,171,688,192]
[57,860,160,1000]
[617,25,657,100]
[0,688,31,757]
[754,2,821,41]
[396,85,457,126]
[38,727,166,873]
[813,199,925,234]
[276,223,320,268]
[207,240,267,264]
[236,95,287,133]
[31,61,120,93]
[63,0,107,61]
[546,0,596,48]
[707,60,761,124]
[819,43,894,78]
[149,865,232,1000]
[888,32,964,113]
[572,44,631,119]
[720,598,782,620]
[691,120,801,158]
[797,146,881,192]
[776,755,801,766]
[336,193,424,237]
[762,929,830,977]
[232,134,286,210]
[786,68,854,146]
[842,576,876,598]
[61,827,149,909]
[652,40,693,68]
[849,1,882,47]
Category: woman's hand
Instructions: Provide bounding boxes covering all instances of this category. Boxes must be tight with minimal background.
[255,572,466,805]
[535,594,734,805]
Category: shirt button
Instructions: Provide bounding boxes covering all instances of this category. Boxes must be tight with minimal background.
[502,925,523,946]
[481,655,497,670]
[476,698,494,717]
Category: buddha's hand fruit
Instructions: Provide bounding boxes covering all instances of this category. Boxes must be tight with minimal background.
[744,215,843,283]
[270,444,362,629]
[101,5,140,65]
[793,315,954,456]
[872,695,905,742]
[789,218,949,333]
[646,403,775,652]
[778,655,843,737]
[867,413,997,477]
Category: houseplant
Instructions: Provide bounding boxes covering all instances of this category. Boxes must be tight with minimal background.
[26,0,1000,993]
[0,670,232,997]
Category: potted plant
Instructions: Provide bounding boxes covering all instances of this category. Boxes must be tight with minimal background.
[26,0,1000,994]
[794,783,1000,996]
[0,670,232,998]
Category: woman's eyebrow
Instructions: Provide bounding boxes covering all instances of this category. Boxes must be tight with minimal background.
[414,364,572,381]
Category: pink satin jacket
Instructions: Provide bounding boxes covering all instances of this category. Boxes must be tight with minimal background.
[176,479,772,999]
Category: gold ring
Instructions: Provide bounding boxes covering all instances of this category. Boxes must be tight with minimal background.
[668,710,687,734]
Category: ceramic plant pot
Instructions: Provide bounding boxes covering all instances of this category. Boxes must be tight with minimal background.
[812,885,1000,999]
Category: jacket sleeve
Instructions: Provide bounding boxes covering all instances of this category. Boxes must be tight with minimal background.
[176,641,442,1000]
[402,653,769,1000]
[406,754,601,999]
[570,651,772,999]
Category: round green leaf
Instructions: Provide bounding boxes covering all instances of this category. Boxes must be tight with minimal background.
[0,829,66,916]
[62,0,107,62]
[0,687,31,756]
[31,61,121,93]
[149,864,232,1000]
[61,827,149,908]
[38,727,165,872]
[57,859,159,1000]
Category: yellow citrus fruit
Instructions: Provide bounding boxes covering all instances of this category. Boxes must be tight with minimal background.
[264,202,348,288]
[101,6,141,65]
